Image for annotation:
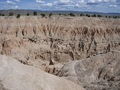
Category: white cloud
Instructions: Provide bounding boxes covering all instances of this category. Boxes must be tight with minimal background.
[79,0,86,3]
[45,3,53,7]
[59,0,71,3]
[15,0,20,2]
[15,5,19,9]
[110,4,117,7]
[54,0,73,6]
[88,0,116,3]
[35,0,119,11]
[6,0,15,4]
[35,0,118,9]
[39,3,53,7]
[36,0,45,4]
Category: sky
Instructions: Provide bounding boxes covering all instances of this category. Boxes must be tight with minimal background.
[0,0,120,13]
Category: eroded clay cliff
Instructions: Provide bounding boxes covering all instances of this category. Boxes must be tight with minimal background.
[0,16,120,90]
[0,16,120,66]
[58,50,120,90]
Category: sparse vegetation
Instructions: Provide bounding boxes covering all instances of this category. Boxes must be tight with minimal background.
[59,13,61,15]
[49,13,52,17]
[113,16,118,19]
[98,14,102,17]
[92,14,96,17]
[33,11,37,16]
[16,14,21,18]
[63,14,67,16]
[69,13,75,17]
[9,12,14,16]
[109,16,111,18]
[86,14,90,17]
[27,13,30,16]
[0,10,119,19]
[106,15,119,19]
[41,13,45,18]
[80,13,84,16]
[2,14,5,16]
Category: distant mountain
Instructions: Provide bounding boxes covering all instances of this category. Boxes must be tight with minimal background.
[0,9,120,16]
[107,13,120,16]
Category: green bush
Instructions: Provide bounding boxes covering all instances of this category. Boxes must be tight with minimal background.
[49,13,52,17]
[86,14,90,17]
[80,13,84,16]
[16,14,20,18]
[63,14,67,16]
[27,13,30,16]
[109,16,111,18]
[59,13,61,15]
[41,13,45,17]
[2,14,5,16]
[69,13,75,17]
[98,14,102,17]
[113,16,117,19]
[92,14,96,17]
[33,11,37,16]
[9,12,13,16]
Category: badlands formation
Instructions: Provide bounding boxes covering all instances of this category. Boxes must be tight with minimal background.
[0,16,120,90]
[0,55,85,90]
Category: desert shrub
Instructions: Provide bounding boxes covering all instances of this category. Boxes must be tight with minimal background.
[63,14,67,16]
[9,12,13,16]
[0,13,1,16]
[2,14,5,16]
[27,13,30,16]
[80,13,84,16]
[98,15,102,17]
[92,14,96,17]
[49,13,52,17]
[59,13,61,15]
[41,13,45,17]
[86,14,90,17]
[69,13,75,17]
[113,16,118,19]
[33,11,37,16]
[16,14,20,18]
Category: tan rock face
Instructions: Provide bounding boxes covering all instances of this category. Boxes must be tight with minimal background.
[0,55,85,90]
[0,16,120,90]
[0,16,120,66]
[57,50,120,90]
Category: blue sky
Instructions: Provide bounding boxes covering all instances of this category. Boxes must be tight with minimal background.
[0,0,120,13]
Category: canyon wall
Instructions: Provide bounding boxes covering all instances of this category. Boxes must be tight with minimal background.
[58,50,120,90]
[0,16,120,67]
[0,16,120,90]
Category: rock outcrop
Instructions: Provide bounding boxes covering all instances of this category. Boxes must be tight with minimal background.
[0,16,120,67]
[0,16,120,90]
[0,55,85,90]
[57,50,120,90]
